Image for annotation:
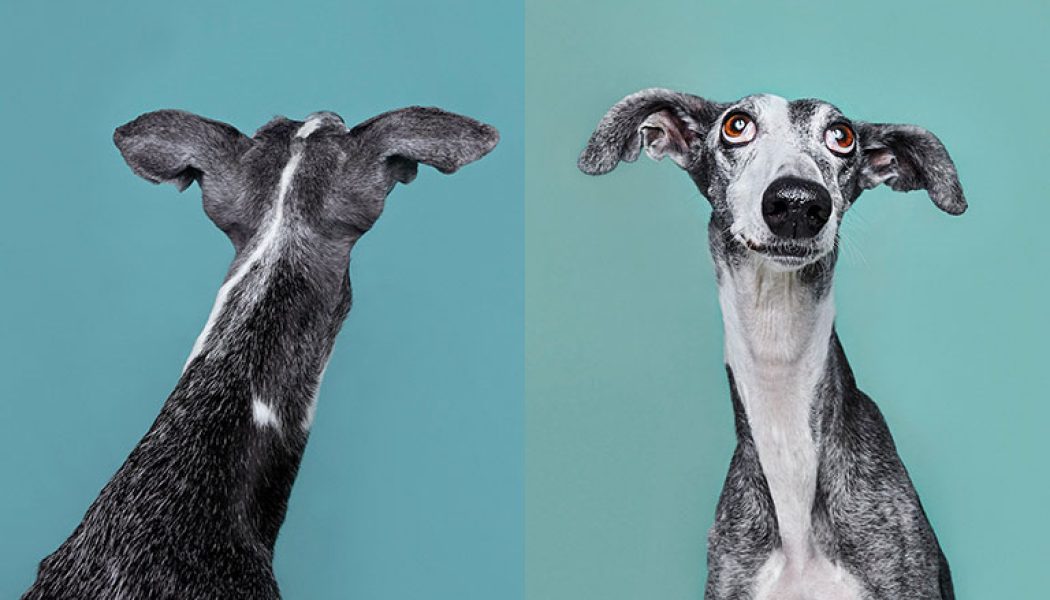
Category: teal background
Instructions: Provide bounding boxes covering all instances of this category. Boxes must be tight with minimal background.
[527,1,1047,599]
[0,2,521,599]
[3,1,1049,598]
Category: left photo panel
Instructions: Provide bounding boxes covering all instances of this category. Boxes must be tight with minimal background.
[0,2,522,599]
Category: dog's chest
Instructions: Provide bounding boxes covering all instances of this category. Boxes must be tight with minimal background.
[730,359,819,558]
[729,362,866,600]
[751,549,865,600]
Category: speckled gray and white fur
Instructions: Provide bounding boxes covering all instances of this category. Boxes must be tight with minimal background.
[580,89,965,600]
[23,107,498,600]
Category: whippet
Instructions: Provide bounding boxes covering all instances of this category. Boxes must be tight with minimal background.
[579,89,964,600]
[23,107,498,599]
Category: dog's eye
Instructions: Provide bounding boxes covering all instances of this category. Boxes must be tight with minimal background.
[721,113,756,144]
[824,124,855,155]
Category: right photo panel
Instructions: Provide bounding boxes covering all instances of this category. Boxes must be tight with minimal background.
[526,1,1048,599]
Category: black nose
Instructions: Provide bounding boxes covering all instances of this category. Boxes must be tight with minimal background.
[761,176,833,239]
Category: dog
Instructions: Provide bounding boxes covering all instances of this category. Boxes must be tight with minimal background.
[23,107,498,599]
[580,89,964,599]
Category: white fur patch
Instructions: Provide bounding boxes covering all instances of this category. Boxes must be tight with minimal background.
[182,148,302,371]
[752,548,864,600]
[301,359,330,432]
[252,397,280,429]
[295,118,324,139]
[716,258,862,597]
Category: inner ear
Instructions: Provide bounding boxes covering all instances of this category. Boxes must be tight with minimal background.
[640,110,695,168]
[578,88,723,176]
[859,147,899,189]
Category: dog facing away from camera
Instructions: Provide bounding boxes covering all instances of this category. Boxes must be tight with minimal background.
[22,107,498,600]
[580,89,964,600]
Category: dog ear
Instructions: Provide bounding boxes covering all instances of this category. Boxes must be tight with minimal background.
[578,88,724,175]
[349,106,499,185]
[854,122,966,215]
[113,110,251,191]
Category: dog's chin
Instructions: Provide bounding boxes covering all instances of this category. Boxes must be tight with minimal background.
[741,237,828,271]
[760,253,820,272]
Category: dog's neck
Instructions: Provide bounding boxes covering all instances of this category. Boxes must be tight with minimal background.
[164,226,355,547]
[710,221,838,567]
[184,229,355,431]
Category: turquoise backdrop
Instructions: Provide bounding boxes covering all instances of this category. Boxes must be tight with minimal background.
[0,1,522,599]
[526,1,1047,599]
[3,1,1049,598]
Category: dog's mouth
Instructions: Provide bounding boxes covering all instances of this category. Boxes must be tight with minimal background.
[741,237,824,267]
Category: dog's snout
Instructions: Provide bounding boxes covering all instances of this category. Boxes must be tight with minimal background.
[761,176,832,239]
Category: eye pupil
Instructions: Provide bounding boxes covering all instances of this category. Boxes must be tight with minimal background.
[733,119,745,131]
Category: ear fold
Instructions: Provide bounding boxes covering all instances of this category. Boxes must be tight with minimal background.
[113,110,251,191]
[349,106,499,185]
[578,88,724,175]
[855,122,967,215]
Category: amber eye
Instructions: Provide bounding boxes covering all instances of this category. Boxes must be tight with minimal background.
[721,113,756,144]
[824,123,855,154]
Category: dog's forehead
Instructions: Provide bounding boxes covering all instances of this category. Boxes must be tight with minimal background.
[727,94,844,128]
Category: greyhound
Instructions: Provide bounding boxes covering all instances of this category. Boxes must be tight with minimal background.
[579,89,964,600]
[23,107,498,599]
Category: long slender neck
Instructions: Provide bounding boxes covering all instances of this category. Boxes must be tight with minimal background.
[714,238,837,567]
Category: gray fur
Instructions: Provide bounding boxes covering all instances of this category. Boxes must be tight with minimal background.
[578,87,726,175]
[855,122,967,215]
[23,107,498,600]
[580,89,963,599]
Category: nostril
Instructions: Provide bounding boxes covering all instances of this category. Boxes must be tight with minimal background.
[764,199,788,217]
[806,203,830,223]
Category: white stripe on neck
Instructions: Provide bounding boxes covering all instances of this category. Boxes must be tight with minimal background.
[183,147,303,372]
[717,259,835,567]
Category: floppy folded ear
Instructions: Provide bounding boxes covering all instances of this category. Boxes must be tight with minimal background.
[113,110,251,192]
[349,106,499,185]
[855,122,966,215]
[578,88,724,175]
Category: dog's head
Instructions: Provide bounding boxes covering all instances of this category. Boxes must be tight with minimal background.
[114,107,499,251]
[579,89,965,271]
